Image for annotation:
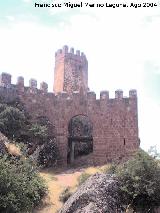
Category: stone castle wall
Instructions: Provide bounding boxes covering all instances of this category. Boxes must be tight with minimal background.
[0,72,139,166]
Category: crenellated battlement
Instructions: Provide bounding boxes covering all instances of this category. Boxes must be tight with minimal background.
[0,72,137,106]
[55,45,87,62]
[0,72,48,93]
[0,72,11,88]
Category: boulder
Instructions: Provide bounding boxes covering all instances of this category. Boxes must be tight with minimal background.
[59,173,124,213]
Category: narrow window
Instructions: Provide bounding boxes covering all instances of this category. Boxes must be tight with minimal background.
[111,119,112,125]
[124,138,126,146]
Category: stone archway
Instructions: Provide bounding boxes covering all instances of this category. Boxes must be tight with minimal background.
[67,115,93,164]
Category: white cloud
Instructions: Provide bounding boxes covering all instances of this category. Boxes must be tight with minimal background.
[5,16,15,22]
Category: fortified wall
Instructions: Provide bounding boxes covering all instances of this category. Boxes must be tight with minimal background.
[0,45,139,166]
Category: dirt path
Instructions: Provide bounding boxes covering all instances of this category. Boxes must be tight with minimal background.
[34,168,85,213]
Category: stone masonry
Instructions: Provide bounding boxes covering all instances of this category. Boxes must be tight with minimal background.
[54,45,88,94]
[0,45,139,166]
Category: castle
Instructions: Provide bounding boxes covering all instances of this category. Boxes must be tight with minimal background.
[0,45,139,165]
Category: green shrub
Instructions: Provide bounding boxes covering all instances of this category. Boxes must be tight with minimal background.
[59,187,72,203]
[37,139,58,168]
[116,150,160,212]
[28,123,48,145]
[0,155,47,213]
[0,104,26,140]
[77,172,91,186]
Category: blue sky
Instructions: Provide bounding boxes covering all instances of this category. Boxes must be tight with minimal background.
[0,0,160,151]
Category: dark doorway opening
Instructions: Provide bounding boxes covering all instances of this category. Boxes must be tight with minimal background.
[67,115,93,164]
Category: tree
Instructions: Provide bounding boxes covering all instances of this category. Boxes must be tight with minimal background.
[0,104,26,140]
[37,138,58,167]
[29,123,48,145]
[116,150,160,212]
[28,121,58,167]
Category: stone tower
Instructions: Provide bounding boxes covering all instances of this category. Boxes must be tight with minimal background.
[53,45,88,94]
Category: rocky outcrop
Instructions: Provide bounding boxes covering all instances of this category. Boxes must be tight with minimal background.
[0,132,21,156]
[59,173,124,213]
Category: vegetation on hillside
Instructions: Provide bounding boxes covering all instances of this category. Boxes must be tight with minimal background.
[114,150,160,212]
[0,99,58,168]
[0,153,47,213]
[0,98,61,212]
